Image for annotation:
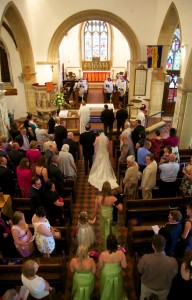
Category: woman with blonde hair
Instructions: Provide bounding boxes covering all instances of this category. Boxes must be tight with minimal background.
[92,181,123,249]
[11,211,34,257]
[70,245,96,300]
[76,211,96,248]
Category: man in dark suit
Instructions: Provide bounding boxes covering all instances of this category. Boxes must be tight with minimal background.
[80,124,95,175]
[8,142,24,175]
[0,156,15,196]
[100,104,115,140]
[63,132,78,161]
[116,103,128,138]
[29,176,45,213]
[131,119,145,146]
[48,155,66,197]
[54,120,67,151]
[48,111,57,134]
[14,126,30,153]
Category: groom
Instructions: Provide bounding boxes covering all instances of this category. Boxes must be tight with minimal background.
[80,124,96,175]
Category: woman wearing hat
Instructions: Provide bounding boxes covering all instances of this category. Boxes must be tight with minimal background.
[137,104,147,127]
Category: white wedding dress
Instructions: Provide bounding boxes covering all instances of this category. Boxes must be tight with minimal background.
[88,132,118,191]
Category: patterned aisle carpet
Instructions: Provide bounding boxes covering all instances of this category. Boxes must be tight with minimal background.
[64,140,137,300]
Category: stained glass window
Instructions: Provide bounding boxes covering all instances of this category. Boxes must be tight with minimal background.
[166,28,181,70]
[84,20,108,61]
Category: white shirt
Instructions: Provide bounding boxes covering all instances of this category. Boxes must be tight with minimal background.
[78,105,90,134]
[137,110,145,126]
[104,81,113,93]
[118,80,126,92]
[159,162,180,182]
[21,274,49,299]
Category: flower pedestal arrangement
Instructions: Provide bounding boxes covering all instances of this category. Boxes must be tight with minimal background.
[53,93,71,112]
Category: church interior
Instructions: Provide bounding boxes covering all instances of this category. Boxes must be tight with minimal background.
[0,1,192,299]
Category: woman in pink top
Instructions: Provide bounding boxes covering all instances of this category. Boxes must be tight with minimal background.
[26,140,41,175]
[16,158,32,198]
[163,127,180,162]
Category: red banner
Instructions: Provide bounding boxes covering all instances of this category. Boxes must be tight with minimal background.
[83,72,110,82]
[46,82,54,93]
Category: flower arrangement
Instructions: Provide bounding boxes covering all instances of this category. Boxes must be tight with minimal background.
[53,93,71,109]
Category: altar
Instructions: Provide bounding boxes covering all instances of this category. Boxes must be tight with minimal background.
[85,103,114,112]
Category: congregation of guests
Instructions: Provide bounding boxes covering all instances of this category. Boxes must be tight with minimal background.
[1,106,192,300]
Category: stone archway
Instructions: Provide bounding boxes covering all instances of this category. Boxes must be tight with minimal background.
[1,1,36,112]
[147,3,181,118]
[47,9,141,99]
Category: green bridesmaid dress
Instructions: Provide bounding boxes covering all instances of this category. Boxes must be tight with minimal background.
[100,263,128,300]
[100,206,117,249]
[71,269,95,300]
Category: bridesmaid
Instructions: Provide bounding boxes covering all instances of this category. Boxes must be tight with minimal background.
[92,181,123,249]
[98,234,128,300]
[70,245,96,300]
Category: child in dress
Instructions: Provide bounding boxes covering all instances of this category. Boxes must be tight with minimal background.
[76,212,96,248]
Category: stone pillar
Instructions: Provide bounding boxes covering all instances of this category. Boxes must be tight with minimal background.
[0,84,9,135]
[173,86,192,148]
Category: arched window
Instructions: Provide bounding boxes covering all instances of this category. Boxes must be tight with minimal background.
[84,20,108,61]
[166,28,181,71]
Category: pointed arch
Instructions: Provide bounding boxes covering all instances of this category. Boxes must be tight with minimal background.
[1,1,35,72]
[157,2,181,69]
[48,9,140,63]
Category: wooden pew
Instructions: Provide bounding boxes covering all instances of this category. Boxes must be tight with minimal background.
[112,139,120,157]
[127,224,155,256]
[124,196,191,226]
[115,148,121,171]
[179,148,192,162]
[117,162,127,184]
[0,256,66,291]
[12,196,73,226]
[12,197,32,223]
[29,225,71,255]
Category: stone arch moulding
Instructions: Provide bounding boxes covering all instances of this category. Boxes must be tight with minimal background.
[1,1,36,111]
[48,9,140,64]
[157,2,181,71]
[1,1,35,73]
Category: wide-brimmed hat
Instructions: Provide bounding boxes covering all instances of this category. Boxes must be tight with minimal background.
[139,104,146,110]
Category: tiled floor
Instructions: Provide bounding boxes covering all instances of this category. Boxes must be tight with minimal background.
[64,140,136,300]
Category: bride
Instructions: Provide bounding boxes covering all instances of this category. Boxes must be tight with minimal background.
[88,130,119,191]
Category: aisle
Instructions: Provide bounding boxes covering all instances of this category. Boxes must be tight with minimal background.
[86,88,104,103]
[64,141,136,300]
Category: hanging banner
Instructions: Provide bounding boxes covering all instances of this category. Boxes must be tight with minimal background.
[46,82,53,93]
[147,45,163,68]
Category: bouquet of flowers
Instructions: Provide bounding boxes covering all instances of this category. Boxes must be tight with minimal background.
[53,93,71,109]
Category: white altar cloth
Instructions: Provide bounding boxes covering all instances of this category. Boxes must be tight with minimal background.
[84,103,114,112]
